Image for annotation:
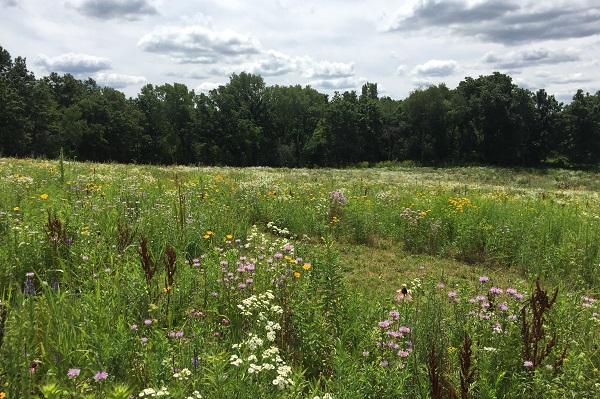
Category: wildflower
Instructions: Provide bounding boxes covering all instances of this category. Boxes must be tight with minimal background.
[13,206,19,211]
[302,263,312,270]
[396,287,413,301]
[144,319,152,325]
[448,292,457,298]
[67,368,81,377]
[40,194,48,200]
[94,371,108,380]
[523,361,534,367]
[479,276,489,282]
[378,320,393,328]
[82,255,89,261]
[131,324,138,330]
[141,337,148,343]
[398,350,410,357]
[490,287,503,294]
[294,271,301,278]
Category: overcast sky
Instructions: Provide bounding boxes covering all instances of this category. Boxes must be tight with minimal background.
[2,0,600,102]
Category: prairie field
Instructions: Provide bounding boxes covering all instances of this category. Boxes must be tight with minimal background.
[1,157,599,398]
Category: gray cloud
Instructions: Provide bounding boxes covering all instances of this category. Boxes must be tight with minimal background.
[382,1,600,45]
[534,70,592,85]
[94,72,146,88]
[138,25,261,63]
[74,0,158,20]
[411,59,458,77]
[1,0,17,7]
[35,52,111,73]
[483,47,581,69]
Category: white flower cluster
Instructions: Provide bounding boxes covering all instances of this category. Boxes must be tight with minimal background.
[138,386,170,397]
[267,221,291,237]
[237,291,280,316]
[173,367,192,380]
[244,225,294,256]
[186,391,202,399]
[230,291,293,389]
[266,320,281,342]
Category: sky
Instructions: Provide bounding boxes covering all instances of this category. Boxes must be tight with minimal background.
[1,0,600,103]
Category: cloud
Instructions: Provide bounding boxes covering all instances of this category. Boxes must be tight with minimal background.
[302,59,354,79]
[74,0,158,20]
[94,72,146,88]
[381,0,600,45]
[1,0,17,7]
[166,69,208,80]
[195,81,222,93]
[225,50,298,77]
[534,70,592,85]
[308,77,362,90]
[482,47,581,69]
[411,59,459,77]
[138,25,261,63]
[35,52,111,73]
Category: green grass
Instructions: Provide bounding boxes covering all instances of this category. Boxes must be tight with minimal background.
[0,157,599,398]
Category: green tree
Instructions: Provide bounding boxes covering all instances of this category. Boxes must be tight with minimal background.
[400,84,450,164]
[529,89,563,165]
[0,47,35,156]
[358,83,384,163]
[264,84,327,166]
[206,72,269,166]
[562,90,600,166]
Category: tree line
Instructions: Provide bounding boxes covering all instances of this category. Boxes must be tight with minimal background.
[2,45,600,168]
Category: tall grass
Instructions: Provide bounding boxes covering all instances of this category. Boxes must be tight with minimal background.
[0,158,599,398]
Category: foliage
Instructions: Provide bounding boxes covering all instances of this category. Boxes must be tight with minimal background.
[3,45,600,168]
[0,160,600,398]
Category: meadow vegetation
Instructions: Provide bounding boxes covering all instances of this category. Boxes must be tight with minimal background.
[0,157,599,398]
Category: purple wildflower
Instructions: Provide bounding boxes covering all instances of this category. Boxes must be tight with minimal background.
[67,368,81,377]
[94,371,108,380]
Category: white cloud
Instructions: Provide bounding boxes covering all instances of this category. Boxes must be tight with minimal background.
[138,25,261,63]
[308,76,363,91]
[302,59,354,79]
[411,59,459,77]
[483,47,581,69]
[94,72,147,88]
[195,81,222,92]
[35,52,111,73]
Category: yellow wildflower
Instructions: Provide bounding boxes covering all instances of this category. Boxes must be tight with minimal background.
[294,272,301,278]
[40,193,48,200]
[302,263,311,270]
[13,206,19,211]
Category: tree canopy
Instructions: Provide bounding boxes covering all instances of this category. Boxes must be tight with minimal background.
[2,45,600,168]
